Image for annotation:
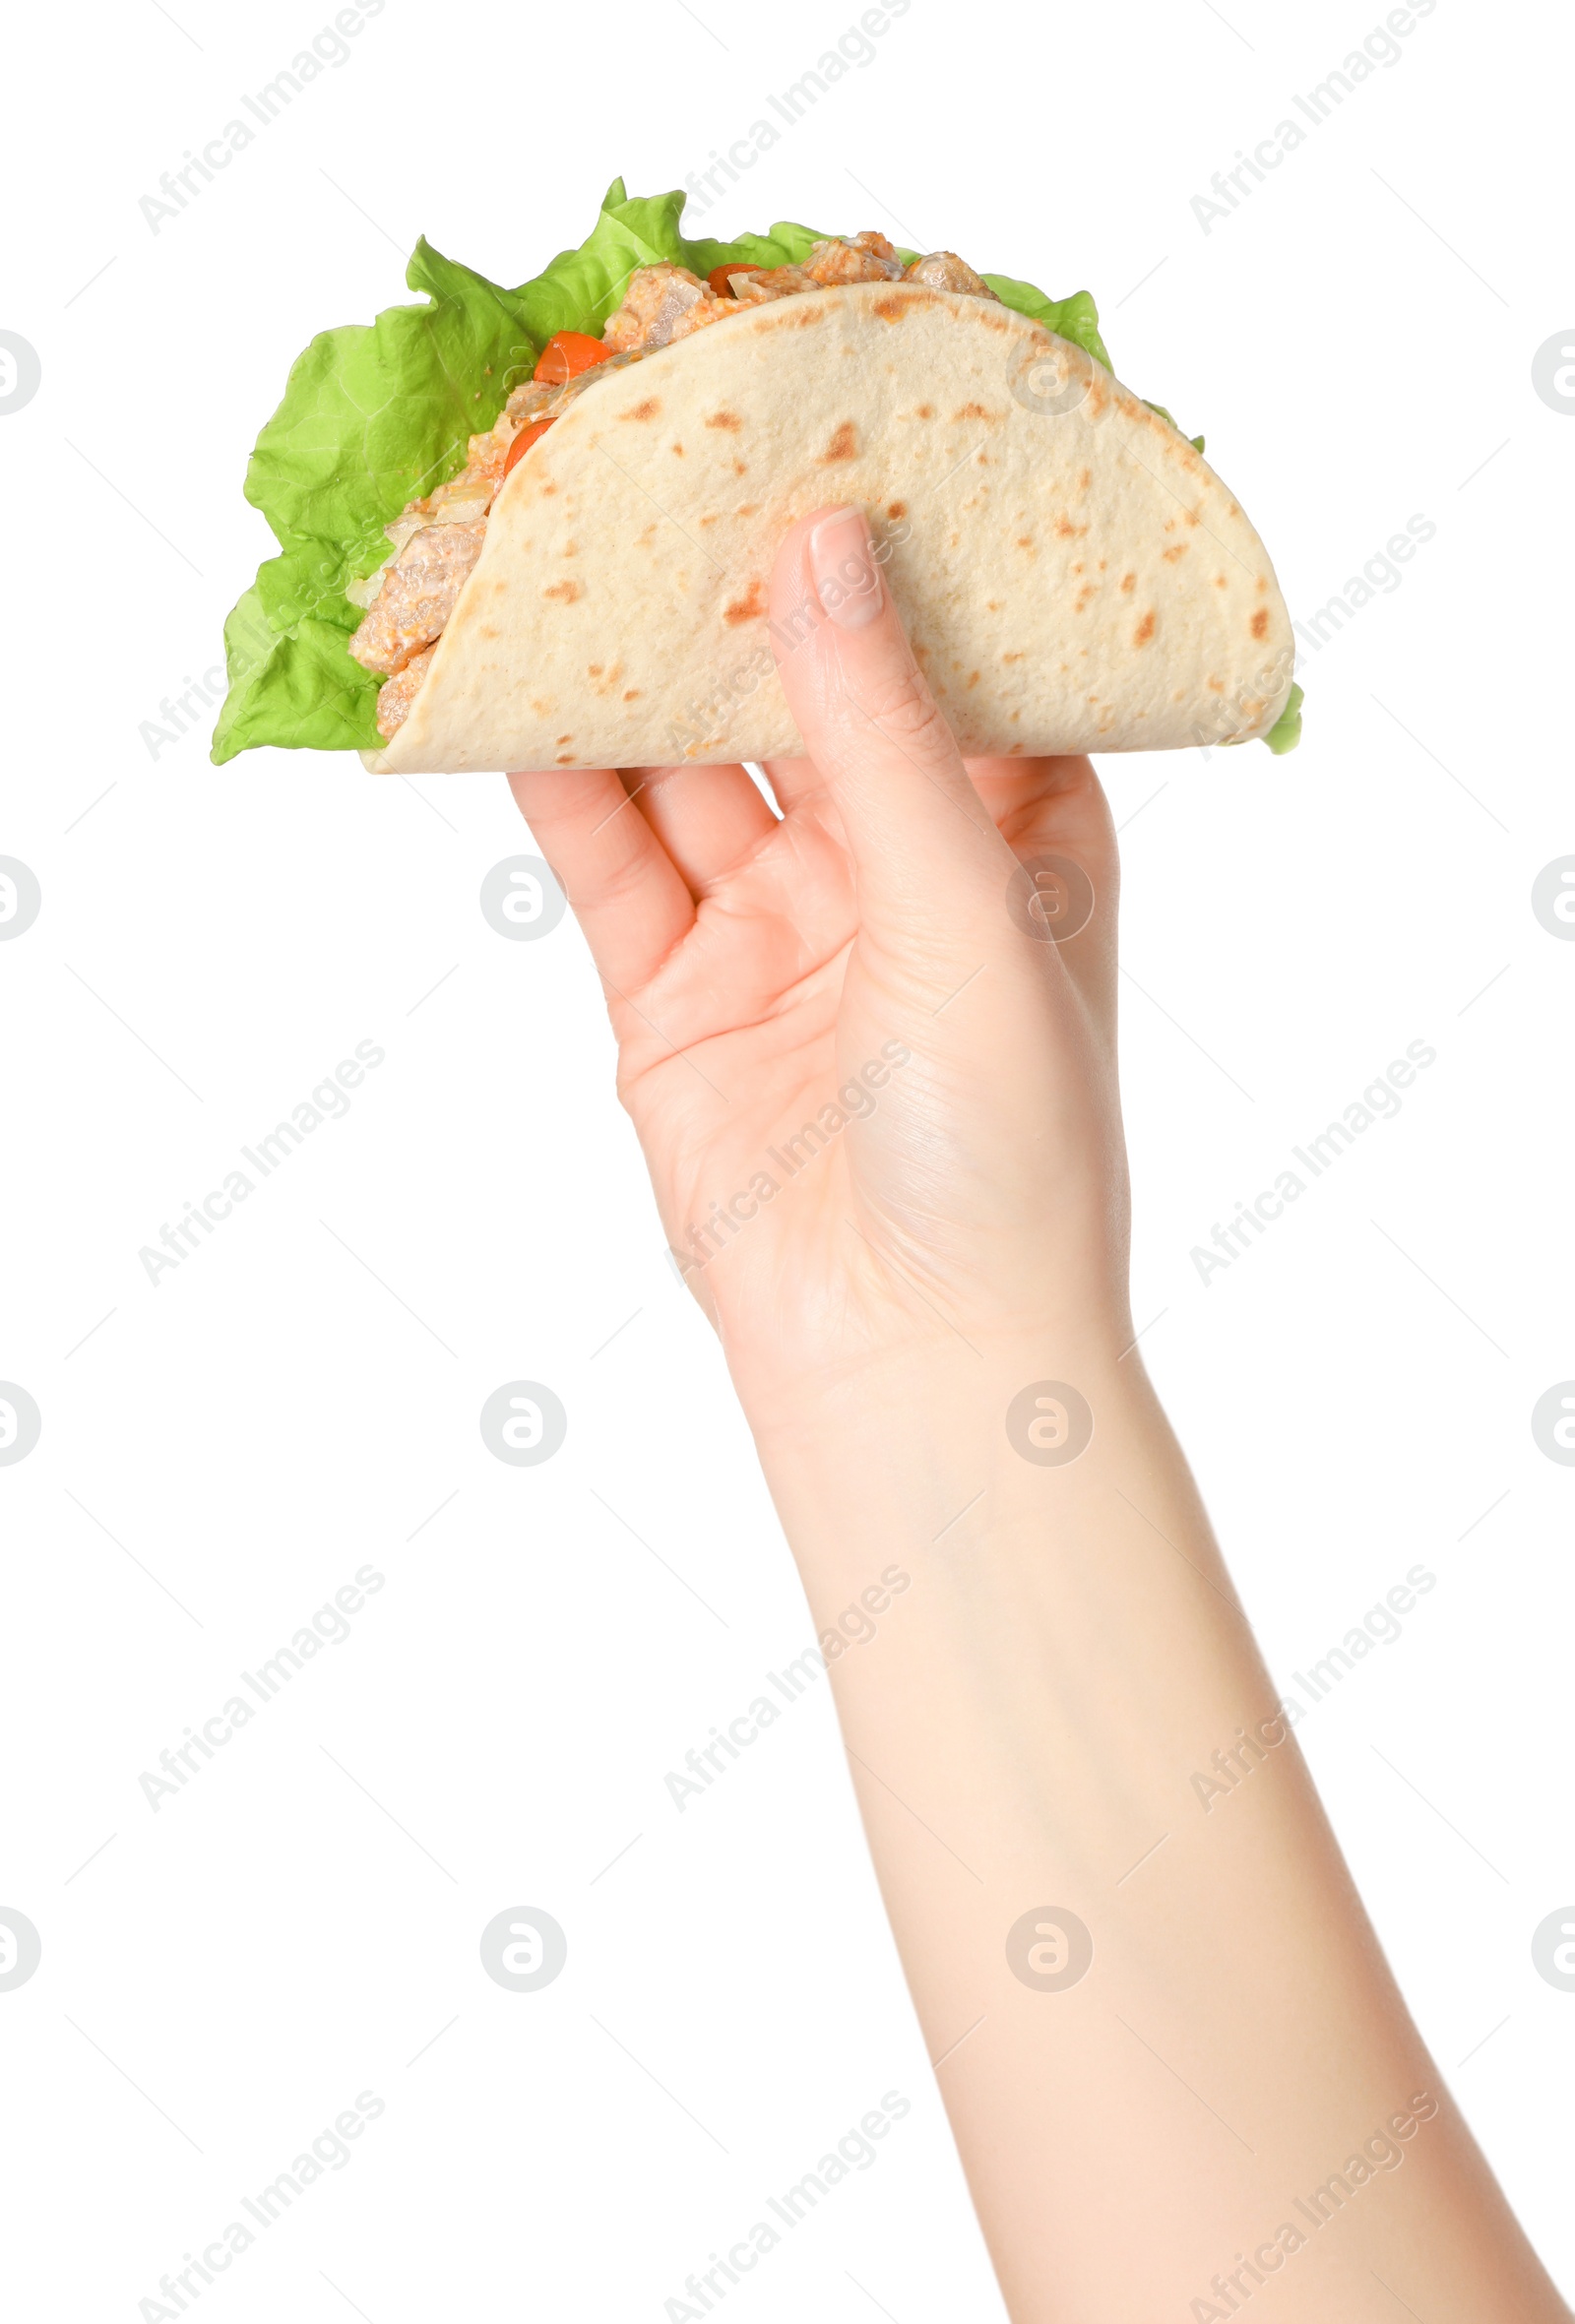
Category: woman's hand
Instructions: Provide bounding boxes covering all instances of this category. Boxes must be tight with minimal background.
[508,505,1130,1420]
[508,510,1569,2324]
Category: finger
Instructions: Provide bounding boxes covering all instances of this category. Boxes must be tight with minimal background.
[622,761,777,899]
[968,755,1119,1035]
[506,767,694,992]
[757,755,831,819]
[766,506,1011,932]
[966,754,1104,854]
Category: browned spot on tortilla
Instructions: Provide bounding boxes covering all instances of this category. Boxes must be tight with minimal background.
[1214,575,1228,589]
[953,402,990,421]
[699,513,718,527]
[736,502,759,516]
[1134,611,1156,646]
[544,580,583,603]
[541,482,558,496]
[823,421,858,463]
[671,442,684,456]
[915,403,934,418]
[1055,517,1079,538]
[478,624,499,640]
[914,642,930,664]
[705,410,742,431]
[1207,676,1225,693]
[724,581,766,627]
[731,458,748,475]
[1078,468,1092,494]
[986,599,1002,612]
[1074,588,1094,612]
[623,689,641,701]
[556,734,572,745]
[1003,651,1024,663]
[1016,536,1033,549]
[1183,509,1201,528]
[887,500,907,520]
[563,541,578,557]
[555,753,574,765]
[967,669,981,689]
[626,399,662,422]
[873,294,910,322]
[588,663,603,676]
[1257,576,1270,592]
[1162,543,1188,563]
[1251,608,1271,640]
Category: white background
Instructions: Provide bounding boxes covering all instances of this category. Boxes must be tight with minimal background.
[3,0,1572,2316]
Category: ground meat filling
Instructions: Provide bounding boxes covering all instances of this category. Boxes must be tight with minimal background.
[352,232,997,740]
[347,520,487,679]
[602,263,731,353]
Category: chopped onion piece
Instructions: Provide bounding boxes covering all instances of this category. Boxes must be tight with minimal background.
[346,559,391,609]
[428,481,493,521]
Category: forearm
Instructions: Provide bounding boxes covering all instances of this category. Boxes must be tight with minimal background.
[746,1335,1564,2324]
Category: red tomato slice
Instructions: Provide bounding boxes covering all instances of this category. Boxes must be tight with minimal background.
[502,417,554,478]
[533,331,612,385]
[708,264,762,298]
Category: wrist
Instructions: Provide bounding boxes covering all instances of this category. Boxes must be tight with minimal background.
[735,1313,1166,1580]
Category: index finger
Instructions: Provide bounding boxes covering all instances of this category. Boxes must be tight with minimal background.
[506,767,695,994]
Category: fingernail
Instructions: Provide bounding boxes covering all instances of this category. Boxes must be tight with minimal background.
[809,506,883,629]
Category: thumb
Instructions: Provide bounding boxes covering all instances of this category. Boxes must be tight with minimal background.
[767,506,1009,930]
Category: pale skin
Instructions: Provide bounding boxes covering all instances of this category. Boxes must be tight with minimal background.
[508,507,1568,2322]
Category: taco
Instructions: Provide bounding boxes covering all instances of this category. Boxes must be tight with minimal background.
[213,181,1301,772]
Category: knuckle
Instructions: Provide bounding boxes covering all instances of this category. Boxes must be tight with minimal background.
[840,658,956,766]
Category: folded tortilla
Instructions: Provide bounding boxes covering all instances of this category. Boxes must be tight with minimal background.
[363,281,1292,775]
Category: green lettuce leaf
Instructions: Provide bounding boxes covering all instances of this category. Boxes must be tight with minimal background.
[214,177,1297,761]
[1263,681,1304,757]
